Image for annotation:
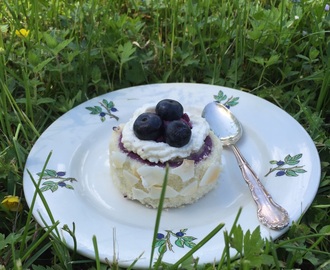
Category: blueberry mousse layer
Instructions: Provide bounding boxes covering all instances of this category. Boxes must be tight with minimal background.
[118,133,213,168]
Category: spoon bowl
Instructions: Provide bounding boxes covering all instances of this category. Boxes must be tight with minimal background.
[202,102,242,145]
[202,102,289,230]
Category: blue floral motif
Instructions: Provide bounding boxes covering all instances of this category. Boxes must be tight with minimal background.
[155,229,197,253]
[37,169,77,192]
[265,153,307,177]
[213,90,239,108]
[86,99,119,122]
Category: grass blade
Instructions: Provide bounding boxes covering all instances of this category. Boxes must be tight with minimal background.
[92,235,101,270]
[149,164,170,269]
[170,222,225,269]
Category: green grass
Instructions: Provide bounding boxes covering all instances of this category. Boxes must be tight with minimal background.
[1,0,329,269]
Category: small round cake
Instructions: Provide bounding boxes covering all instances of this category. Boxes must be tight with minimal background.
[109,99,222,208]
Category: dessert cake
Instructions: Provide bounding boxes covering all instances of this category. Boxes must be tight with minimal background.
[109,99,222,208]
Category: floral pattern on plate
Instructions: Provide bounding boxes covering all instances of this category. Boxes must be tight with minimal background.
[265,153,307,177]
[213,90,240,108]
[37,169,77,192]
[155,229,197,253]
[86,99,119,122]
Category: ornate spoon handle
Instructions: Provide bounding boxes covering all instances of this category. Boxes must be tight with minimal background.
[230,145,290,230]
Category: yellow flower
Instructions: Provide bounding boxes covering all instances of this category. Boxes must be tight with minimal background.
[1,195,23,211]
[15,28,30,38]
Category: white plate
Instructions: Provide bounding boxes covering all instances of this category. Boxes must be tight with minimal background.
[23,83,320,268]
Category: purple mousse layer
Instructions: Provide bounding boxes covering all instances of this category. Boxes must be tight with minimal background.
[118,134,213,168]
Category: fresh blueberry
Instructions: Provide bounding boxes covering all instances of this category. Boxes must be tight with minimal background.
[165,120,191,147]
[277,161,285,166]
[99,112,106,117]
[175,231,184,237]
[133,113,163,141]
[156,99,184,121]
[58,182,66,187]
[276,170,286,176]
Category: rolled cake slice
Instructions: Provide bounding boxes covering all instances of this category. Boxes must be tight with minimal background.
[109,100,222,208]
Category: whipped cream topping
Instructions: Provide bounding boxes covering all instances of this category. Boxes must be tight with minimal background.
[121,104,210,163]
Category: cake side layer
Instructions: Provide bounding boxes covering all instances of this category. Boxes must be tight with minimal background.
[109,125,222,208]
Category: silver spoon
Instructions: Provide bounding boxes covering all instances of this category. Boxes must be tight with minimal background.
[202,102,289,230]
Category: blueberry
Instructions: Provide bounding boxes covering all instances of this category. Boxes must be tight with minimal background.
[277,161,285,166]
[175,231,184,237]
[276,170,286,176]
[133,113,163,141]
[58,182,66,187]
[156,99,184,121]
[165,120,191,147]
